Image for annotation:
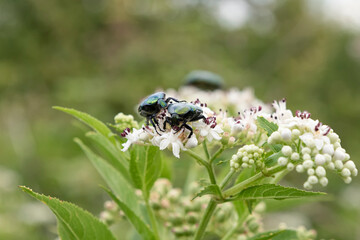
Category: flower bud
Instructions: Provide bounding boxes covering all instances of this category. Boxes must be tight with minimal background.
[296,164,305,173]
[334,148,346,161]
[278,157,288,166]
[344,161,356,171]
[281,146,292,157]
[315,166,326,177]
[280,128,292,141]
[322,144,334,155]
[315,154,325,165]
[301,147,311,155]
[287,163,294,171]
[319,177,328,187]
[344,177,352,184]
[303,181,312,190]
[334,160,343,170]
[308,176,318,184]
[303,160,314,169]
[185,135,198,148]
[291,152,300,161]
[291,129,301,138]
[307,168,315,176]
[341,168,351,177]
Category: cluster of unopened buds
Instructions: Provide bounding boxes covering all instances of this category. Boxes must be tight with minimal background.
[230,144,264,171]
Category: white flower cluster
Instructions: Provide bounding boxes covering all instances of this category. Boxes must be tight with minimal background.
[266,99,357,189]
[230,144,264,171]
[120,102,224,158]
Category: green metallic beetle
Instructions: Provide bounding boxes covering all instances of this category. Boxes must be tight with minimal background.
[138,92,181,135]
[184,70,224,90]
[163,102,206,138]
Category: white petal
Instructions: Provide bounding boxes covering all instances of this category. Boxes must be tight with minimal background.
[185,135,198,148]
[159,139,170,150]
[314,139,324,150]
[210,130,221,141]
[172,143,180,158]
[121,141,132,152]
[200,129,209,137]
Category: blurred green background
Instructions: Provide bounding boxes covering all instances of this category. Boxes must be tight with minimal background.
[1,0,359,239]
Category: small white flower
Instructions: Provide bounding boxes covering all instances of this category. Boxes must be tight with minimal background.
[194,121,223,142]
[158,131,186,158]
[121,128,148,152]
[272,99,293,122]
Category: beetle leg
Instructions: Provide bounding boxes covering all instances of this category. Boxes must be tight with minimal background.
[153,116,165,132]
[163,117,172,131]
[191,115,206,122]
[178,122,194,138]
[150,117,162,136]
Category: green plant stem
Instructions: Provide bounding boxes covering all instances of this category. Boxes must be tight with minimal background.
[223,165,285,198]
[193,199,217,240]
[210,146,225,164]
[202,141,210,161]
[145,200,160,240]
[185,150,217,185]
[220,169,235,189]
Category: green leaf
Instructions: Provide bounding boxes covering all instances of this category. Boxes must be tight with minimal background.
[130,149,143,190]
[102,187,156,240]
[144,146,162,195]
[232,184,325,201]
[192,184,222,200]
[54,106,114,142]
[75,138,141,216]
[232,201,248,223]
[86,132,130,182]
[257,117,278,136]
[20,186,116,240]
[245,199,255,214]
[247,229,298,240]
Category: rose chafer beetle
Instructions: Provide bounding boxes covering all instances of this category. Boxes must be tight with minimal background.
[138,92,181,134]
[164,102,206,138]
